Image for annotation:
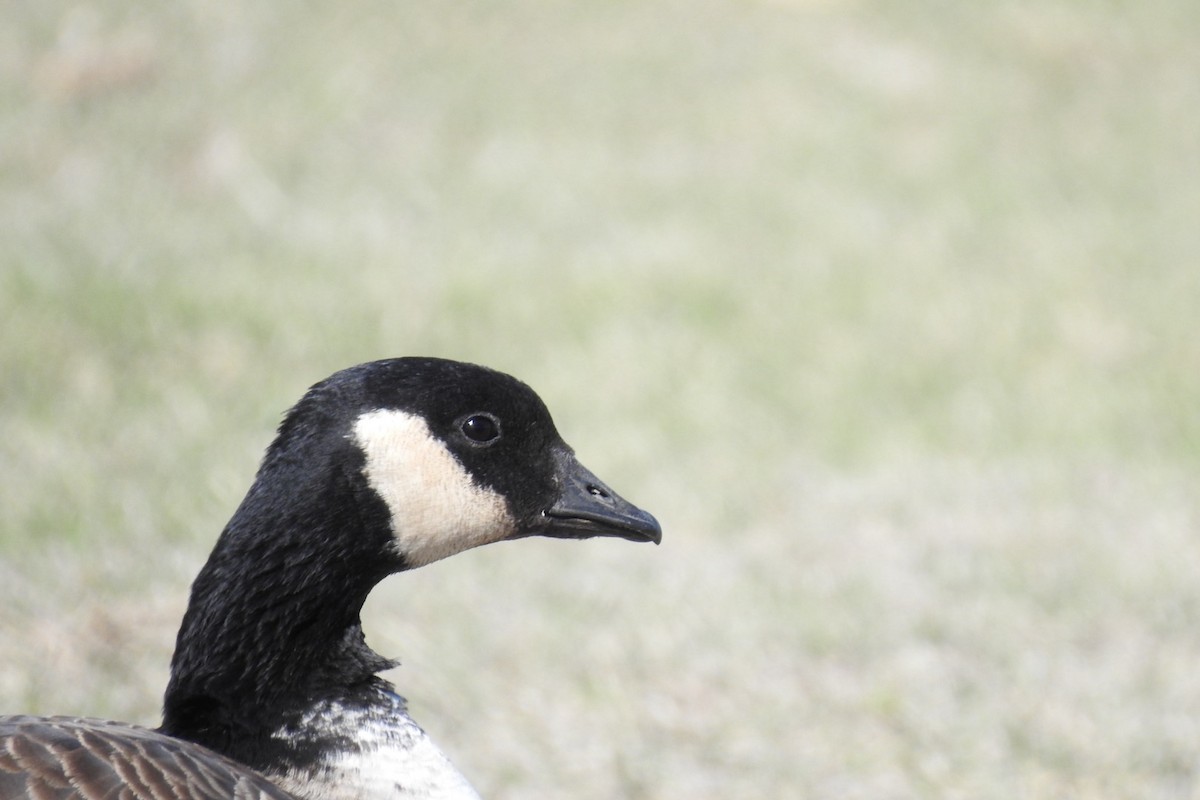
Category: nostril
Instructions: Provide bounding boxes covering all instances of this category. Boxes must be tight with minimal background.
[586,484,611,500]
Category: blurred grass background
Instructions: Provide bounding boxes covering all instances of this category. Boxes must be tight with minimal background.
[2,0,1199,797]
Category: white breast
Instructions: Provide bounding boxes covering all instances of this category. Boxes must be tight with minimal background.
[268,693,482,800]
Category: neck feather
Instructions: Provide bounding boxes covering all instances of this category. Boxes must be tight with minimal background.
[160,451,402,765]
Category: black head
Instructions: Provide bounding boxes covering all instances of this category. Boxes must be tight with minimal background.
[278,357,661,568]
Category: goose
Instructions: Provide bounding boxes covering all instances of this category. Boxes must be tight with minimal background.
[0,357,661,799]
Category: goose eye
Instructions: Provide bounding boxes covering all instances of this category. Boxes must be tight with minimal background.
[461,414,501,444]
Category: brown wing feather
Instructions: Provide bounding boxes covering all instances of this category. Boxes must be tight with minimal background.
[0,717,296,800]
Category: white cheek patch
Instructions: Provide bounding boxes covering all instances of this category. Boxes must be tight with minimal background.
[354,409,516,568]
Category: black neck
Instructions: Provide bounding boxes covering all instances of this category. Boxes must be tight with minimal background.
[160,446,401,764]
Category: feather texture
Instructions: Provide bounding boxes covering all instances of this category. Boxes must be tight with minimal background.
[0,716,295,800]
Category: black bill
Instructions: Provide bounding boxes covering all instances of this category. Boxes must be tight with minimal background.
[529,450,662,544]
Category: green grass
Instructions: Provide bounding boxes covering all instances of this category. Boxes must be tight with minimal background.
[3,1,1199,797]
